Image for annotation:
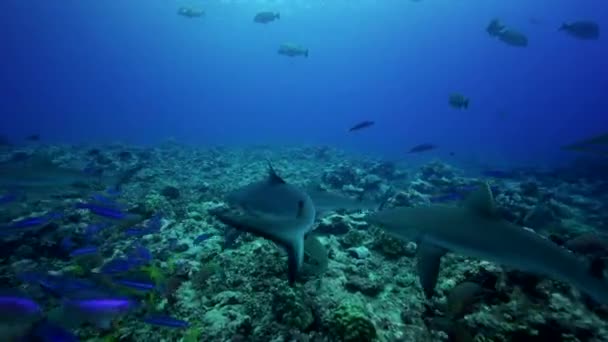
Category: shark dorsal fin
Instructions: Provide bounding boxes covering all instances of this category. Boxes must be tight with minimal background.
[267,162,286,185]
[464,183,496,216]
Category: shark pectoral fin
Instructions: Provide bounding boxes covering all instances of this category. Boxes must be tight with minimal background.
[286,234,305,285]
[417,242,447,298]
[464,182,497,217]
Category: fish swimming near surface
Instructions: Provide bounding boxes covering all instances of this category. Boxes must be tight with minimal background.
[561,131,608,155]
[449,93,469,109]
[408,143,437,153]
[497,29,529,47]
[278,43,309,58]
[348,120,375,132]
[560,21,600,40]
[254,12,280,24]
[211,163,316,284]
[177,7,204,18]
[365,183,608,303]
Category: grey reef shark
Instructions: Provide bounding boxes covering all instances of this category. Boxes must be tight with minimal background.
[366,182,608,304]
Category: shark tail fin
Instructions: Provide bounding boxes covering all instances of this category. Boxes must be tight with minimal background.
[417,243,447,298]
[286,234,305,285]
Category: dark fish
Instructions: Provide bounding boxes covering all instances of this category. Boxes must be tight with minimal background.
[254,12,280,24]
[278,43,308,58]
[142,314,189,328]
[560,20,600,40]
[194,233,213,244]
[75,202,127,220]
[449,93,469,109]
[69,246,98,258]
[487,18,506,36]
[25,134,40,141]
[497,29,529,47]
[177,7,204,18]
[408,143,437,153]
[348,120,375,132]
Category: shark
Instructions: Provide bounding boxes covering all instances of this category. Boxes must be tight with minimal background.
[211,163,317,284]
[366,183,608,304]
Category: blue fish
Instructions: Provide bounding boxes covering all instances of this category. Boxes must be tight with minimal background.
[142,314,189,328]
[18,272,98,298]
[127,244,151,266]
[0,193,17,205]
[112,278,155,292]
[194,233,213,244]
[99,258,134,274]
[62,290,137,329]
[8,212,62,229]
[84,223,110,241]
[124,214,162,236]
[75,203,126,220]
[69,246,98,258]
[60,236,76,252]
[0,293,41,323]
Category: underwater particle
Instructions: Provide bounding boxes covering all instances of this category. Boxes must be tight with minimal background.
[448,93,469,109]
[142,314,189,328]
[329,303,377,342]
[177,7,204,18]
[560,20,600,40]
[407,143,437,153]
[277,43,309,58]
[254,12,280,24]
[348,120,375,132]
[161,186,181,200]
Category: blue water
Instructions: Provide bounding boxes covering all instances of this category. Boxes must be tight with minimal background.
[1,0,607,166]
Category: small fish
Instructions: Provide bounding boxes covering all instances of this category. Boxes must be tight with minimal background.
[408,143,437,153]
[449,93,469,109]
[69,246,98,258]
[254,12,280,24]
[84,223,110,241]
[112,278,155,291]
[75,202,127,220]
[348,120,375,132]
[99,258,134,274]
[25,134,40,141]
[124,214,162,236]
[142,314,189,328]
[1,212,62,236]
[177,7,204,18]
[0,193,17,205]
[194,233,213,244]
[278,43,308,58]
[18,272,98,298]
[0,292,41,323]
[126,244,152,266]
[62,291,137,329]
[560,20,600,40]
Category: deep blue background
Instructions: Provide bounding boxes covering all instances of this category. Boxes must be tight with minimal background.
[1,0,606,167]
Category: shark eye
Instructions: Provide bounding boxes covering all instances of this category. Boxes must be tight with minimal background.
[296,200,304,218]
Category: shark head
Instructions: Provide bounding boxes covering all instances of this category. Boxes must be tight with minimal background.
[212,163,316,284]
